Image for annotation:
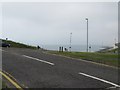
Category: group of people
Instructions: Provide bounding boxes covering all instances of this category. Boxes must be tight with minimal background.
[59,46,68,52]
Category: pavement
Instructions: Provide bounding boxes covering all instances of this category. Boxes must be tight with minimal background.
[1,48,120,89]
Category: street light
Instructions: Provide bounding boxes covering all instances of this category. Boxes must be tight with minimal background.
[86,18,88,52]
[69,32,72,52]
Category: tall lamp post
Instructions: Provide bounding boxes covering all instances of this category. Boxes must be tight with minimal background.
[86,18,88,52]
[69,32,72,52]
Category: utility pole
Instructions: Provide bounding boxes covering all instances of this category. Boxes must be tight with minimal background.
[86,18,88,52]
[69,32,72,52]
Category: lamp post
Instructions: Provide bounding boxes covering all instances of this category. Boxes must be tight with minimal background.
[86,18,88,52]
[69,32,72,52]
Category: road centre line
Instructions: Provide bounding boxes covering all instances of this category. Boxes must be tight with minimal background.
[22,55,55,66]
[0,71,23,90]
[79,72,120,88]
[1,49,54,66]
[2,49,119,88]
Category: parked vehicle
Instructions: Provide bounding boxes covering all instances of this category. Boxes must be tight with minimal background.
[2,42,10,47]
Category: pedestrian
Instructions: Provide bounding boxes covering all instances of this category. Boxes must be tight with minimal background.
[37,45,40,49]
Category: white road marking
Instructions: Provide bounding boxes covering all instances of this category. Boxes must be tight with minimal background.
[22,55,55,66]
[79,72,120,88]
[44,52,119,69]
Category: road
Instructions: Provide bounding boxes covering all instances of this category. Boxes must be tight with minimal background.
[1,48,120,89]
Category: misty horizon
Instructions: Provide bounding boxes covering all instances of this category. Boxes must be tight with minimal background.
[1,2,118,47]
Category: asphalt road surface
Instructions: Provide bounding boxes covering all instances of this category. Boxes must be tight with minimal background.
[1,48,120,89]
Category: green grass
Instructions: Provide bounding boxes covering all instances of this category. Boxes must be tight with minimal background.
[1,39,37,49]
[49,51,119,67]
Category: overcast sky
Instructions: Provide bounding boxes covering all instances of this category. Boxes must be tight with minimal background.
[1,2,118,46]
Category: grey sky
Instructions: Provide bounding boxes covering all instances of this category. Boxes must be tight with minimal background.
[2,2,118,46]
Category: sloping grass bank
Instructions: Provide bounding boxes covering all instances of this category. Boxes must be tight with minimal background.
[49,51,119,67]
[1,39,36,49]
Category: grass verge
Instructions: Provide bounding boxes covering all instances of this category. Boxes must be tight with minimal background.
[1,39,36,49]
[48,51,119,67]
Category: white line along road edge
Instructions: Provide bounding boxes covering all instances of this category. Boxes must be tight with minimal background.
[79,72,120,88]
[22,55,55,66]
